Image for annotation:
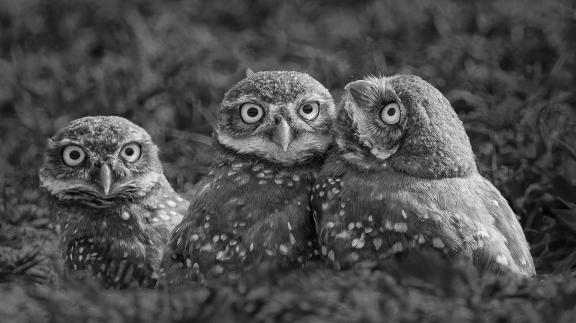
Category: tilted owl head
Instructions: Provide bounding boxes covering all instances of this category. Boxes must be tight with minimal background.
[215,70,336,164]
[338,74,477,179]
[39,116,163,208]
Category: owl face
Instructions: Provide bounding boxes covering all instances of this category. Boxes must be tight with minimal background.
[39,116,163,208]
[216,71,336,164]
[338,74,476,179]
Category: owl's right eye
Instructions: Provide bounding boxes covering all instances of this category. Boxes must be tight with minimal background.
[62,145,86,167]
[240,103,264,124]
[380,103,401,125]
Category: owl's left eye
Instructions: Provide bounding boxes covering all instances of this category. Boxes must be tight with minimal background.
[380,103,401,125]
[298,102,319,121]
[120,143,142,162]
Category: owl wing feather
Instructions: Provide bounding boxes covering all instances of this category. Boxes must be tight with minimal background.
[468,176,536,275]
[140,177,189,241]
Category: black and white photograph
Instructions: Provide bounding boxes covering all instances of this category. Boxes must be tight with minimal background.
[0,0,575,322]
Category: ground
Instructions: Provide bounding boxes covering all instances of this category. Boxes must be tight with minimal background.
[1,0,576,322]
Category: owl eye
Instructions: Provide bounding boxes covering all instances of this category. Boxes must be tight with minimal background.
[298,102,320,121]
[380,103,401,125]
[62,145,86,167]
[240,103,264,124]
[120,143,142,162]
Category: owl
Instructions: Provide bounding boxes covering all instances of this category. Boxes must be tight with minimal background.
[162,70,336,283]
[312,74,535,276]
[39,116,189,288]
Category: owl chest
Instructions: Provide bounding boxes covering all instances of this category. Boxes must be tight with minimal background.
[61,234,161,288]
[59,207,139,236]
[62,236,105,271]
[58,206,162,258]
[186,167,317,271]
[202,165,315,222]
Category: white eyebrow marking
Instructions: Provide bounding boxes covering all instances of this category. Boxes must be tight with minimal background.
[54,138,82,145]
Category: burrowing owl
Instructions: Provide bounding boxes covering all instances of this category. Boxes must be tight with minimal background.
[163,70,336,283]
[312,74,535,276]
[39,116,189,288]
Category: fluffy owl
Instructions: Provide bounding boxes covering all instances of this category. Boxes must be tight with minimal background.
[39,116,189,288]
[312,74,535,276]
[162,70,336,283]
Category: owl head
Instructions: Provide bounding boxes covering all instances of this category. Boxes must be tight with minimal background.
[215,70,336,164]
[39,116,163,208]
[337,74,476,179]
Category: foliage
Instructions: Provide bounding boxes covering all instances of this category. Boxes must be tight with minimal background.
[0,0,575,321]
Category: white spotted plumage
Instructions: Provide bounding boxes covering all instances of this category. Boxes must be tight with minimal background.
[39,116,189,288]
[162,71,336,283]
[313,75,535,276]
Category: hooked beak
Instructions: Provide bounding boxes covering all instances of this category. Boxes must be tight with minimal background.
[272,118,293,152]
[98,163,113,196]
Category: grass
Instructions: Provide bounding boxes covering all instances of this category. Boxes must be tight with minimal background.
[1,0,576,321]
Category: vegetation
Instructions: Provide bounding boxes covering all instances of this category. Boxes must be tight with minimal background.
[1,0,575,321]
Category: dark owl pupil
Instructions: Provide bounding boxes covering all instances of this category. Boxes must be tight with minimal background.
[69,150,81,160]
[125,147,134,156]
[247,107,259,118]
[302,105,313,114]
[387,107,396,116]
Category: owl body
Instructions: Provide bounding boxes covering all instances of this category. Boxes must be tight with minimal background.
[164,149,322,281]
[163,71,336,282]
[39,116,188,288]
[313,75,535,276]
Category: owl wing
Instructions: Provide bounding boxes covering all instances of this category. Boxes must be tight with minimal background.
[141,176,189,240]
[465,175,536,275]
[398,174,536,276]
[401,182,535,276]
[160,176,216,283]
[311,156,365,269]
[396,175,535,276]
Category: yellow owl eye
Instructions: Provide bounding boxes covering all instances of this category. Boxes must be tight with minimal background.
[380,103,401,125]
[120,143,142,162]
[62,145,86,167]
[240,103,264,124]
[298,102,319,121]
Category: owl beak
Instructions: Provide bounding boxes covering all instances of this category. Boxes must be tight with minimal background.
[98,164,113,196]
[273,118,293,152]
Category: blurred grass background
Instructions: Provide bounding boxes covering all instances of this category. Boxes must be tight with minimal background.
[1,0,576,322]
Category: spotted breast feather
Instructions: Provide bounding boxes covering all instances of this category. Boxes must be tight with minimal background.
[162,150,322,283]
